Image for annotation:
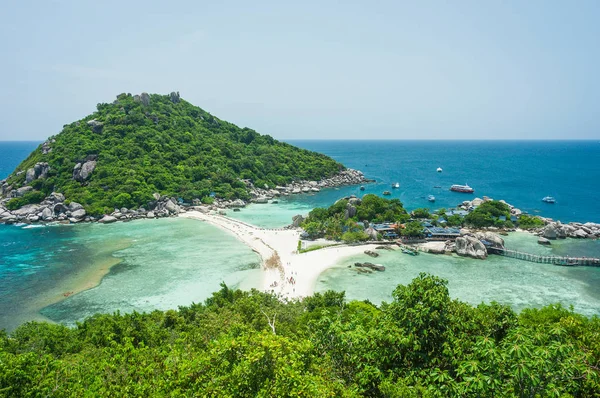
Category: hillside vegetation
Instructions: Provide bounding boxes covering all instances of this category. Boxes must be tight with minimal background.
[1,274,599,397]
[3,93,343,215]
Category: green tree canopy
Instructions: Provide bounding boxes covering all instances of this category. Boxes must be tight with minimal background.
[4,93,345,215]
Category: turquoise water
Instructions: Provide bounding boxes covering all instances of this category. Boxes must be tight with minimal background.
[288,140,600,223]
[0,218,260,331]
[316,233,600,316]
[40,218,261,327]
[2,141,600,330]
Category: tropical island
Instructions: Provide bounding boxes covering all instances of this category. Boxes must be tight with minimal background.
[0,92,366,223]
[1,93,599,397]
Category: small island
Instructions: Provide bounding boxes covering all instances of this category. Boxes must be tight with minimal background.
[0,92,367,224]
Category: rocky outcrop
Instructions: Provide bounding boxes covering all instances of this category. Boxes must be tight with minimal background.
[473,231,505,249]
[98,215,117,224]
[354,262,385,271]
[538,237,551,245]
[418,241,454,255]
[140,92,150,106]
[169,91,180,104]
[246,169,368,203]
[365,227,378,240]
[537,221,600,240]
[345,203,357,219]
[73,157,97,182]
[292,215,304,228]
[231,199,245,208]
[87,119,103,133]
[364,250,379,257]
[41,138,55,154]
[455,235,488,259]
[25,163,50,184]
[13,186,33,197]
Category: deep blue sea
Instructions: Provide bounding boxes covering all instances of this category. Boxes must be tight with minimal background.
[1,140,600,330]
[288,140,600,224]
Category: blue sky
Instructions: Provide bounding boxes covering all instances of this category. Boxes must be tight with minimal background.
[1,0,599,140]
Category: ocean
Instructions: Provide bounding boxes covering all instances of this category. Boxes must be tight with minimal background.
[1,140,600,330]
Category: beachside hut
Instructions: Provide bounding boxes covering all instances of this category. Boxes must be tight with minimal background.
[372,223,398,239]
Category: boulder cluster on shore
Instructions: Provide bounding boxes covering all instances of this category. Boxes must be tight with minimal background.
[0,169,368,225]
[458,196,599,240]
[243,168,368,204]
[417,230,505,260]
[538,221,600,240]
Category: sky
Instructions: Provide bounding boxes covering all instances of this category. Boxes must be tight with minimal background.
[1,0,599,141]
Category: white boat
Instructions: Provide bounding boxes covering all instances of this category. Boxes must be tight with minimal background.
[427,195,436,202]
[392,182,400,188]
[437,167,443,172]
[450,184,474,193]
[542,196,556,204]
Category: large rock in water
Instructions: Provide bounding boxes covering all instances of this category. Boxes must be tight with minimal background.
[473,231,504,249]
[538,237,551,245]
[455,235,487,259]
[541,224,558,239]
[98,215,117,224]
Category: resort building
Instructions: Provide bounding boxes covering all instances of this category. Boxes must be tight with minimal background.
[372,223,399,239]
[424,226,461,240]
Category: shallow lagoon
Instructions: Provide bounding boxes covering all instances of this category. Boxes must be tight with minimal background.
[316,232,600,316]
[1,218,261,330]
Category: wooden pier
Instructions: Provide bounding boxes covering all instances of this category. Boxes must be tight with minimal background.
[490,248,600,267]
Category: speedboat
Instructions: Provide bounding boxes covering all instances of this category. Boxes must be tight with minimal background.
[433,185,442,188]
[542,196,556,204]
[383,191,391,196]
[427,195,435,202]
[402,248,419,256]
[437,167,443,172]
[392,182,400,188]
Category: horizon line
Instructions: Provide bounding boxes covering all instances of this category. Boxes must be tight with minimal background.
[1,138,599,143]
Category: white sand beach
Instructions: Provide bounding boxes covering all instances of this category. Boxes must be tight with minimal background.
[180,211,379,299]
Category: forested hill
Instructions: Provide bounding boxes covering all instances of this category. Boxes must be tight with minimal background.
[1,92,343,215]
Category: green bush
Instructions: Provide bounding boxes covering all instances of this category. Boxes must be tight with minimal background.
[518,214,545,230]
[2,275,599,396]
[5,191,46,210]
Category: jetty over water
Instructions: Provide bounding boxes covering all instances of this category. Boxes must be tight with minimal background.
[488,247,600,267]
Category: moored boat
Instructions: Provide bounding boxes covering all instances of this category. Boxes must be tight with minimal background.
[437,167,443,172]
[542,196,556,204]
[402,248,419,256]
[450,184,474,193]
[427,195,435,202]
[360,186,365,191]
[383,191,391,196]
[392,182,400,188]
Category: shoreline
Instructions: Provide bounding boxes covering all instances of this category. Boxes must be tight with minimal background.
[180,211,380,299]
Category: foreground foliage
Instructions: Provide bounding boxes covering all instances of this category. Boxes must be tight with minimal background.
[5,93,343,215]
[1,274,599,397]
